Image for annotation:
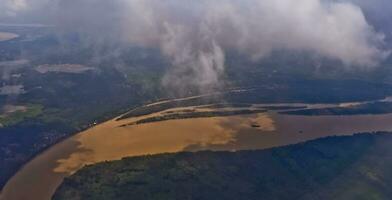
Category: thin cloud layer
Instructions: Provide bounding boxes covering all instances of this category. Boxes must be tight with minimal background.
[0,0,390,93]
[122,0,389,92]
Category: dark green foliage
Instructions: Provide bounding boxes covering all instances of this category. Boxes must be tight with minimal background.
[3,25,392,192]
[54,133,392,200]
[224,79,392,104]
[284,102,392,116]
[0,27,170,189]
[0,121,74,187]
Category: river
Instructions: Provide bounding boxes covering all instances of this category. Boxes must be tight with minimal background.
[2,100,392,200]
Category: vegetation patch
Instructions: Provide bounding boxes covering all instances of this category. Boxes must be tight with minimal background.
[121,109,266,127]
[0,104,43,127]
[53,132,392,200]
[283,102,392,116]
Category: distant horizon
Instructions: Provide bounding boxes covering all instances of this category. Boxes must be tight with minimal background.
[0,23,53,27]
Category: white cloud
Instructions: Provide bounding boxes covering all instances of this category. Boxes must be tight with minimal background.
[0,0,27,16]
[0,0,390,93]
[118,0,389,92]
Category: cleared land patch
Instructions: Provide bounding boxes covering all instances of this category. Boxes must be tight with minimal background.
[0,104,43,127]
[35,64,93,74]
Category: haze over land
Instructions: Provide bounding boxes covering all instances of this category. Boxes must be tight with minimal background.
[2,1,392,200]
[1,0,391,94]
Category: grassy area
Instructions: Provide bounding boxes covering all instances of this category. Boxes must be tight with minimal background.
[0,104,43,127]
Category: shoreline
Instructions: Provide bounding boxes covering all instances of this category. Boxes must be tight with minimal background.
[0,32,19,42]
[2,93,392,199]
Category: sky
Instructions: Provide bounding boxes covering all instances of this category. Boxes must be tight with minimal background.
[0,0,391,93]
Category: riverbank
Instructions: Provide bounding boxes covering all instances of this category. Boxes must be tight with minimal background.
[3,97,392,199]
[0,32,19,42]
[53,132,392,200]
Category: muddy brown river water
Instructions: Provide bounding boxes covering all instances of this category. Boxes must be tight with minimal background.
[2,101,392,200]
[0,32,18,42]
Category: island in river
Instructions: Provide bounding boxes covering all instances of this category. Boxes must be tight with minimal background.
[53,132,392,200]
[3,97,392,200]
